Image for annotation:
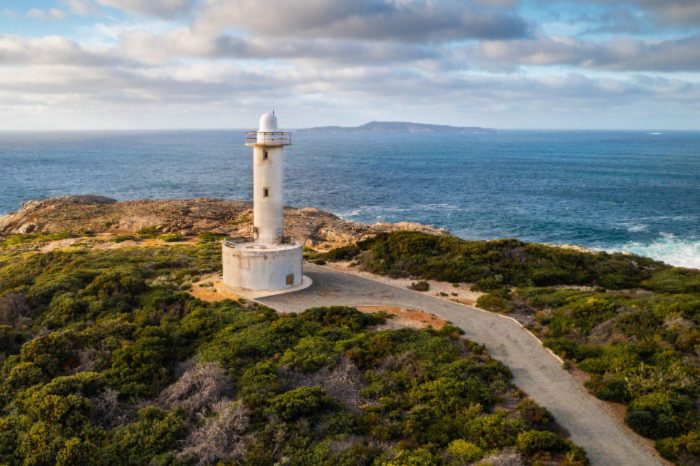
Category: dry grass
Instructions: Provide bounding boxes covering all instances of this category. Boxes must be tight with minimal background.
[158,361,233,418]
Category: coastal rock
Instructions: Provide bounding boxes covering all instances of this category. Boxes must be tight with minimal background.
[0,196,449,245]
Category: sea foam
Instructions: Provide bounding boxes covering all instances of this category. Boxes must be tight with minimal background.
[614,233,700,269]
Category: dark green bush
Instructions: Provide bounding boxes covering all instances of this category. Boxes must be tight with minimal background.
[625,393,692,440]
[517,430,569,454]
[271,386,336,421]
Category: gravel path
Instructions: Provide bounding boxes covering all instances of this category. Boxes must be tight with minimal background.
[259,264,665,466]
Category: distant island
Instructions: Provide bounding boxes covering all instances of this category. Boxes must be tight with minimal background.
[300,121,495,133]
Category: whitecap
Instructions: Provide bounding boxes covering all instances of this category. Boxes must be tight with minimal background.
[611,234,700,269]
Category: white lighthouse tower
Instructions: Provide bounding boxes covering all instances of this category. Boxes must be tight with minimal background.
[221,112,305,291]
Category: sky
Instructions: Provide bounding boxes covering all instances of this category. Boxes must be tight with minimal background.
[1,0,699,130]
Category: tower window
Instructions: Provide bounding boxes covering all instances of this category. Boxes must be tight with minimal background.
[263,150,268,160]
[263,187,269,198]
[286,274,295,285]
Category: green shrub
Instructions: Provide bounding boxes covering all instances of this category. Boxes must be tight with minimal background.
[517,430,568,455]
[136,226,160,238]
[625,393,691,440]
[280,336,338,372]
[477,293,514,313]
[446,439,483,463]
[160,235,187,243]
[271,386,336,421]
[199,231,226,243]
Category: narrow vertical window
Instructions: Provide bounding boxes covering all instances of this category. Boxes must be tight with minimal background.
[263,150,268,160]
[263,187,269,198]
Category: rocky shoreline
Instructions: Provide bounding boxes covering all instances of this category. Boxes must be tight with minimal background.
[0,195,449,247]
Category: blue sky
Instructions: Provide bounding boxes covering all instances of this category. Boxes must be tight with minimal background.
[1,0,699,130]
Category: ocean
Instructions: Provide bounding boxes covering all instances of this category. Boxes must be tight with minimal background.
[1,130,698,269]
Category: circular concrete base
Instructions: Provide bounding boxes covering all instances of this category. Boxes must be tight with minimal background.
[217,274,313,300]
[222,240,304,291]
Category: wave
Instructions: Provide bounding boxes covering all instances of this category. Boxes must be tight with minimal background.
[612,233,700,269]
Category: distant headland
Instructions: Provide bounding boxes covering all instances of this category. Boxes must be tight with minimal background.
[300,121,495,133]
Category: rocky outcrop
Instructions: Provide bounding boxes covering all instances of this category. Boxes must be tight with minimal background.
[0,195,449,245]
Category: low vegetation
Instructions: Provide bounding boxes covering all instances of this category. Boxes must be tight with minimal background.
[0,242,586,465]
[324,231,699,465]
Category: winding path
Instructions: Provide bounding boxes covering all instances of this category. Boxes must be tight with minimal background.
[258,264,665,466]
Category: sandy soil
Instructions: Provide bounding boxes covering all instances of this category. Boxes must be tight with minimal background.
[356,305,447,330]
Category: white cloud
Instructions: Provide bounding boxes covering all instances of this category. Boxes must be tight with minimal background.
[97,0,192,17]
[477,34,700,72]
[65,0,102,15]
[194,0,530,42]
[27,8,67,21]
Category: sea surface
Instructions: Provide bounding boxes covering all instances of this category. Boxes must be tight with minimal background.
[1,130,698,268]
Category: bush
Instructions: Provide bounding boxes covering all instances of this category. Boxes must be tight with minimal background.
[111,235,136,243]
[625,393,690,440]
[270,386,336,421]
[516,399,553,427]
[160,235,187,243]
[136,226,160,238]
[516,430,568,455]
[446,439,483,463]
[408,281,430,292]
[199,231,226,243]
[477,293,514,313]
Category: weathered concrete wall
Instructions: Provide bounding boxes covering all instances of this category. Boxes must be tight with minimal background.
[253,145,285,243]
[222,241,303,290]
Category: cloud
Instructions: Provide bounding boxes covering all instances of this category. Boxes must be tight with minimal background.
[550,0,700,27]
[0,35,122,66]
[618,0,700,26]
[27,8,67,21]
[195,0,530,42]
[119,27,439,65]
[477,34,700,72]
[97,0,192,17]
[65,0,102,16]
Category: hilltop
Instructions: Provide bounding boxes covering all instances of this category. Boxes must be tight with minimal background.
[300,121,494,133]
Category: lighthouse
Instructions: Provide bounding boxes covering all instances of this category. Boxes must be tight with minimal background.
[221,112,305,291]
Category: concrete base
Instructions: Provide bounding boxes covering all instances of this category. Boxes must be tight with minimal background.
[222,240,304,291]
[216,274,313,300]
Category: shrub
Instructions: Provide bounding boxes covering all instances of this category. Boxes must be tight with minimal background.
[0,292,32,324]
[409,281,430,292]
[158,361,232,417]
[477,293,514,313]
[178,400,250,464]
[199,231,226,243]
[516,399,553,427]
[280,336,338,372]
[160,235,187,243]
[299,306,383,330]
[111,235,136,243]
[624,393,690,440]
[270,386,336,421]
[136,226,159,238]
[446,439,483,463]
[593,378,630,403]
[516,430,568,455]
